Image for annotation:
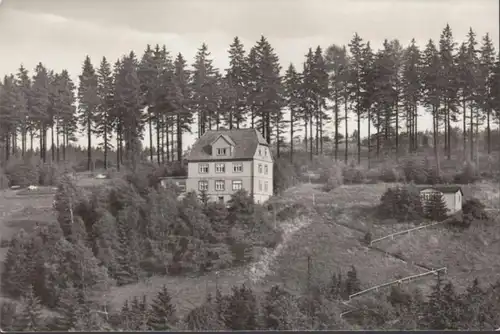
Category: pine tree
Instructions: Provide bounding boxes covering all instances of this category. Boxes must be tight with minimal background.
[15,65,32,155]
[302,49,316,160]
[325,44,349,161]
[478,33,496,154]
[0,75,19,161]
[424,192,448,221]
[465,28,480,162]
[0,301,18,331]
[172,53,192,161]
[422,39,442,175]
[96,57,115,168]
[147,285,177,330]
[283,63,302,162]
[1,229,30,297]
[15,285,44,331]
[348,33,366,164]
[253,36,282,144]
[78,56,99,171]
[311,46,330,155]
[114,52,144,169]
[54,284,81,330]
[438,24,459,160]
[31,63,50,162]
[402,39,422,153]
[345,266,361,297]
[53,70,77,161]
[227,36,249,129]
[225,284,258,330]
[191,44,219,136]
[139,45,158,162]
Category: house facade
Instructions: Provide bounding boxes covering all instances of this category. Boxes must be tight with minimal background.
[419,186,463,214]
[183,128,274,204]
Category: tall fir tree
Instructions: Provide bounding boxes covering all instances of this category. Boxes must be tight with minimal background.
[78,56,99,171]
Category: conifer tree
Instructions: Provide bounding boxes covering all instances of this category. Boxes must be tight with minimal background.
[1,229,30,297]
[16,64,32,155]
[78,56,99,170]
[31,63,50,162]
[325,45,349,161]
[0,75,19,161]
[283,63,302,162]
[424,192,448,221]
[401,39,422,153]
[147,285,177,330]
[172,53,192,161]
[225,284,258,330]
[348,33,366,164]
[227,36,249,129]
[96,57,115,168]
[478,33,496,154]
[114,52,144,168]
[15,285,44,331]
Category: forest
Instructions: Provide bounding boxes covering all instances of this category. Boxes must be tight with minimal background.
[0,24,498,170]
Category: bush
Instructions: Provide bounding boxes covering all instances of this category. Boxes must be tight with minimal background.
[4,157,39,187]
[454,162,479,184]
[38,163,63,186]
[320,163,344,192]
[462,198,489,226]
[378,162,404,183]
[274,158,298,195]
[342,161,366,184]
[401,158,428,184]
[0,168,9,189]
[423,193,448,221]
[377,186,424,221]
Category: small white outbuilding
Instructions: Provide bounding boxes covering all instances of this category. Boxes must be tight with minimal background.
[419,185,464,214]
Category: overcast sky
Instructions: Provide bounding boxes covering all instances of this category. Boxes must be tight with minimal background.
[0,0,498,149]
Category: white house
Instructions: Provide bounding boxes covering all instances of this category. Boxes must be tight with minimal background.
[419,185,464,214]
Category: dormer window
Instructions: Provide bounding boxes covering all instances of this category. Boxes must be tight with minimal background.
[259,148,262,155]
[217,147,228,156]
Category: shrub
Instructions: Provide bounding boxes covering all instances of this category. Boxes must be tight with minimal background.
[4,157,39,187]
[342,161,366,184]
[363,232,373,245]
[378,163,404,183]
[454,162,479,184]
[401,158,428,184]
[0,168,9,189]
[320,163,344,192]
[377,186,424,221]
[423,193,448,221]
[462,198,489,226]
[274,158,298,195]
[38,163,63,186]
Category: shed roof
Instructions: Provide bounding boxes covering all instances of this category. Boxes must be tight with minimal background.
[186,128,268,161]
[419,185,463,194]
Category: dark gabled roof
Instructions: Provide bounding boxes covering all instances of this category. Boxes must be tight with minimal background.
[187,128,268,161]
[419,185,463,194]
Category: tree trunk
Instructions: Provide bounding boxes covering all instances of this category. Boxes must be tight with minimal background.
[177,113,183,162]
[290,109,294,163]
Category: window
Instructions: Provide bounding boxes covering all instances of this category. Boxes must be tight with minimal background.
[198,180,208,191]
[217,147,228,156]
[215,163,225,173]
[259,180,262,191]
[233,163,243,173]
[259,148,262,155]
[215,180,225,191]
[264,181,268,192]
[177,183,186,192]
[199,164,209,174]
[264,165,268,175]
[258,164,263,173]
[264,148,267,156]
[232,180,243,191]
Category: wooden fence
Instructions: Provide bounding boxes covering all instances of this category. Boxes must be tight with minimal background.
[369,221,448,246]
[348,267,447,301]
